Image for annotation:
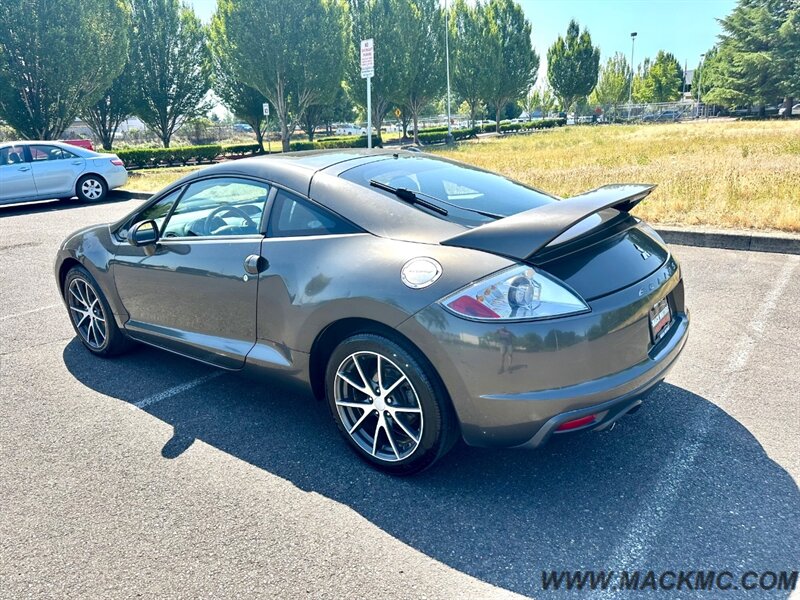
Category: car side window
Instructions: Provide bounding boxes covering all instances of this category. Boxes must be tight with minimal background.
[161,177,270,238]
[0,145,27,165]
[29,145,64,161]
[267,189,359,238]
[119,187,183,240]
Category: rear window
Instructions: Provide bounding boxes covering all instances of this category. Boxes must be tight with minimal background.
[339,155,556,227]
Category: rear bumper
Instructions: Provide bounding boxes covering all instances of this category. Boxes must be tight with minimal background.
[398,256,689,448]
[512,311,688,448]
[104,168,128,190]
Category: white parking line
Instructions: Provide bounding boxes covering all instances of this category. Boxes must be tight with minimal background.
[598,255,800,596]
[133,371,224,410]
[0,303,61,321]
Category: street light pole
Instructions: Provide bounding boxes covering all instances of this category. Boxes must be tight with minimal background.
[445,0,453,143]
[697,53,705,118]
[627,32,637,120]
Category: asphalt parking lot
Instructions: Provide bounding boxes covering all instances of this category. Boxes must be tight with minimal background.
[1,196,798,599]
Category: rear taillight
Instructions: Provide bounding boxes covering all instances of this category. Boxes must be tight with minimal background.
[440,265,589,321]
[110,158,124,167]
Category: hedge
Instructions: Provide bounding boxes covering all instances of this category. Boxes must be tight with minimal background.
[290,135,369,151]
[417,127,479,144]
[478,118,566,133]
[113,144,224,168]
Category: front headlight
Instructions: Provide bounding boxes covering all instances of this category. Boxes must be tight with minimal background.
[440,265,589,321]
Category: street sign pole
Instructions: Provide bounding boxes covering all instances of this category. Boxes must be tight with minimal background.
[262,102,271,153]
[360,39,375,149]
[367,77,372,149]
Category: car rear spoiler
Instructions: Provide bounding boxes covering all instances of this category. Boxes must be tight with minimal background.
[441,183,656,261]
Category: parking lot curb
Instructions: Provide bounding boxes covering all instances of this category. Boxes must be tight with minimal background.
[656,226,800,255]
[111,189,151,200]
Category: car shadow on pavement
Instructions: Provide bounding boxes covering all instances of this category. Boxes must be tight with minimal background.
[63,339,800,597]
[0,192,136,218]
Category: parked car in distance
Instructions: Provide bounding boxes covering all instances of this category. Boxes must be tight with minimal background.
[0,140,127,206]
[642,110,682,122]
[232,123,254,133]
[61,138,95,152]
[334,124,367,136]
[778,103,800,116]
[55,149,689,474]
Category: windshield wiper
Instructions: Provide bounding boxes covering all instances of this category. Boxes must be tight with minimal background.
[369,180,448,216]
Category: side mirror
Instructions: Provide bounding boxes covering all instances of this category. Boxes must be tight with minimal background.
[129,220,159,247]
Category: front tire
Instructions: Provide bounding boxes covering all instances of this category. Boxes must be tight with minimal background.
[76,174,107,203]
[64,265,130,357]
[325,333,458,475]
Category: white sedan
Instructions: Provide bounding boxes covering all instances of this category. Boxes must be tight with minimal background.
[0,140,127,206]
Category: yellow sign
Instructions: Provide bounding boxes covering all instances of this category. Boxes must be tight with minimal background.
[395,108,402,118]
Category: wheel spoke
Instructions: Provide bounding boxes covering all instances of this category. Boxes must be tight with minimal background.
[376,354,384,392]
[383,415,400,459]
[391,406,422,413]
[352,355,371,392]
[75,311,90,329]
[95,320,106,341]
[382,374,407,398]
[335,399,372,409]
[69,287,87,308]
[347,408,371,435]
[371,418,382,456]
[336,371,370,396]
[390,410,420,443]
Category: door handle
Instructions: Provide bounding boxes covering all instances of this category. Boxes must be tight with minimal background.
[17,166,30,172]
[243,254,269,275]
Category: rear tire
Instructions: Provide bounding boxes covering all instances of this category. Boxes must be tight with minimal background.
[64,265,131,357]
[76,174,107,203]
[325,333,458,475]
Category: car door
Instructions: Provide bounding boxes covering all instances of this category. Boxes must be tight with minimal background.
[252,188,365,360]
[28,144,86,198]
[0,145,37,204]
[111,176,270,368]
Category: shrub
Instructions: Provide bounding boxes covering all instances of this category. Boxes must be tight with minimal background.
[417,127,478,144]
[222,143,262,157]
[113,144,222,168]
[289,135,370,151]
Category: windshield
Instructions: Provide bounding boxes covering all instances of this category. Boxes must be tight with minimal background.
[339,154,557,227]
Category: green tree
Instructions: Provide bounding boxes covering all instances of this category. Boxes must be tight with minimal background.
[450,0,488,127]
[347,0,417,144]
[82,64,137,150]
[702,0,799,111]
[218,0,347,152]
[396,0,444,144]
[0,0,129,139]
[589,52,631,112]
[632,57,652,103]
[209,15,268,149]
[547,19,600,115]
[481,0,539,133]
[641,51,684,102]
[130,0,211,148]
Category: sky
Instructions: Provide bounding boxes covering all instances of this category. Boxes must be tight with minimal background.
[187,0,736,83]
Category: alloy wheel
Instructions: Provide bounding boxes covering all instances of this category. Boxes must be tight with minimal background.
[334,351,424,462]
[81,178,103,200]
[67,278,107,349]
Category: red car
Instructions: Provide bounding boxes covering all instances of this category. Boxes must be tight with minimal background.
[61,139,95,152]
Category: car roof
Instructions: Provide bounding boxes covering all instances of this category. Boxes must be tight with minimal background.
[180,148,400,193]
[0,140,97,157]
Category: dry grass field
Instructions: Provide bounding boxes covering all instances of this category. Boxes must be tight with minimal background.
[437,120,800,232]
[125,120,800,232]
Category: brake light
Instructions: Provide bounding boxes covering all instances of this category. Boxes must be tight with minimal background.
[555,414,596,431]
[110,158,124,166]
[447,295,500,319]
